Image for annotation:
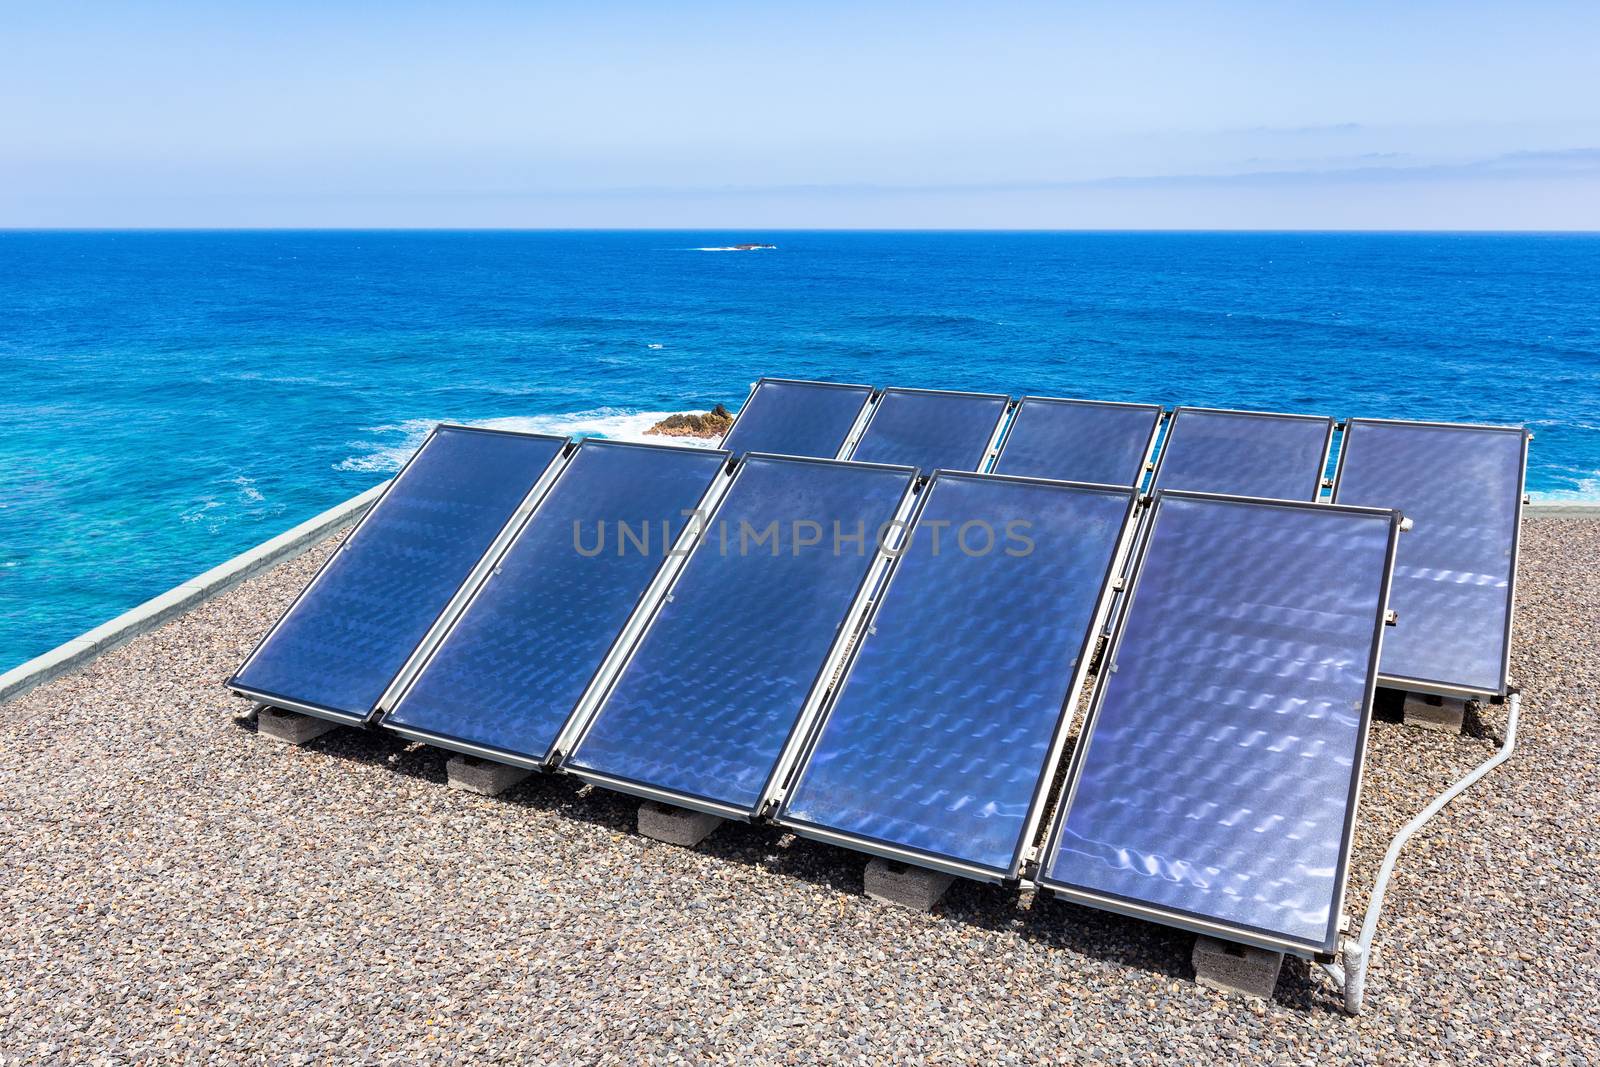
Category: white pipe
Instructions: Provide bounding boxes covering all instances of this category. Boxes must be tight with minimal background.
[1341,690,1522,1013]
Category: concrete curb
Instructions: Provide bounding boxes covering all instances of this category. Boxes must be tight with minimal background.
[1526,501,1600,518]
[0,481,387,706]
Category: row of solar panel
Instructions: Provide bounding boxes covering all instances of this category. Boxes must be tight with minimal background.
[723,378,1324,497]
[226,385,1522,956]
[730,377,1526,697]
[226,427,1395,954]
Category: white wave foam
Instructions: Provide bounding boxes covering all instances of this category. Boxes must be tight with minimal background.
[335,409,724,474]
[181,499,225,525]
[335,419,439,473]
[1529,472,1600,503]
[178,472,279,531]
[230,474,264,503]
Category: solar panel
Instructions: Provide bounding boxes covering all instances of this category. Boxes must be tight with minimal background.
[777,473,1137,880]
[849,387,1010,472]
[1151,407,1334,501]
[228,425,568,724]
[563,454,918,818]
[1037,492,1400,954]
[380,440,730,765]
[720,377,874,459]
[994,397,1162,487]
[1332,418,1527,697]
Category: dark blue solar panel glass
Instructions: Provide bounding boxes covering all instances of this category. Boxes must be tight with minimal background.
[1153,409,1331,501]
[567,456,915,814]
[1334,421,1523,694]
[1041,494,1393,952]
[231,427,566,719]
[995,399,1161,486]
[384,441,727,759]
[781,475,1133,876]
[721,380,873,459]
[850,389,1007,472]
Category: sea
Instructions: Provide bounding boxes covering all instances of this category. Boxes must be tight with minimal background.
[2,230,1597,672]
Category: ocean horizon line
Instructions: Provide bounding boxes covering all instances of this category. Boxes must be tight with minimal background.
[6,226,1600,236]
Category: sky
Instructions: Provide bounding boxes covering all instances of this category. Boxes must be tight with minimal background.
[4,1,1599,229]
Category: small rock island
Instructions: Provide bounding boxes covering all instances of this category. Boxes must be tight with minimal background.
[645,404,734,439]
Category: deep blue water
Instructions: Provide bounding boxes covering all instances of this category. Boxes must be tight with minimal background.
[2,230,1597,672]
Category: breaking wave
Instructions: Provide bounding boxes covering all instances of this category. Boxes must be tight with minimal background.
[335,408,723,473]
[1528,470,1600,503]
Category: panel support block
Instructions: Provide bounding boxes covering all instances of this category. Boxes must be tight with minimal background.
[446,755,532,796]
[1192,935,1283,1000]
[1402,693,1468,733]
[257,707,339,746]
[637,801,724,847]
[863,858,955,911]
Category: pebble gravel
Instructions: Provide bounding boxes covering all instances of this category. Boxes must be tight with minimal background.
[1,518,1596,1064]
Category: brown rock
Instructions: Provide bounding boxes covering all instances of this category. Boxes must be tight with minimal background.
[646,404,733,439]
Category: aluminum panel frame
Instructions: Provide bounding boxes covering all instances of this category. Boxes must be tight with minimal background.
[558,452,922,822]
[994,396,1165,488]
[1035,489,1403,958]
[1149,405,1336,503]
[719,377,877,461]
[847,386,1013,474]
[375,437,735,766]
[225,424,572,726]
[1331,416,1529,698]
[1105,404,1333,637]
[773,470,1143,882]
[836,389,882,461]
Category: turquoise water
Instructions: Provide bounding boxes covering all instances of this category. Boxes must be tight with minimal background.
[2,230,1597,672]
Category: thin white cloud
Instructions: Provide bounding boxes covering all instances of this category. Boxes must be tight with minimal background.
[420,147,1600,200]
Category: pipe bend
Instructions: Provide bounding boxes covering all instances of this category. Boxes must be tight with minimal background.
[1341,690,1521,1014]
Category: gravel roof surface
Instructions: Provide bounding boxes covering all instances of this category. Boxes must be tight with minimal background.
[1,518,1595,1064]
